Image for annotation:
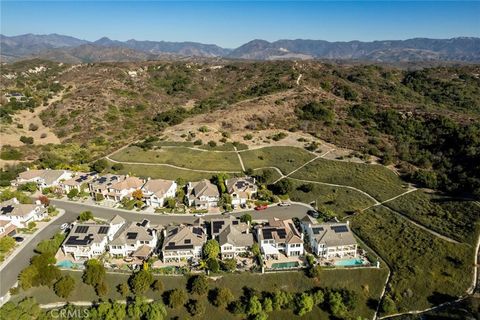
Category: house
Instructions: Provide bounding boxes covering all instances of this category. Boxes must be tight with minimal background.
[210,216,253,259]
[187,179,220,209]
[0,198,47,228]
[59,172,97,194]
[12,169,73,190]
[105,176,145,202]
[109,219,158,259]
[255,218,304,259]
[142,179,177,208]
[88,174,126,201]
[300,215,357,259]
[62,217,122,260]
[161,221,206,262]
[225,177,257,207]
[0,220,17,238]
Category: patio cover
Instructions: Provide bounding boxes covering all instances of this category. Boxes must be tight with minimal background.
[261,244,280,255]
[132,245,152,259]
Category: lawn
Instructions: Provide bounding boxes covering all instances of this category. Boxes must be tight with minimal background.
[15,268,387,320]
[109,146,243,171]
[290,158,407,202]
[383,190,480,244]
[351,206,474,315]
[106,160,218,181]
[288,179,375,218]
[240,146,316,175]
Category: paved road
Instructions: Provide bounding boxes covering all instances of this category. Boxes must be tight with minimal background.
[0,200,310,297]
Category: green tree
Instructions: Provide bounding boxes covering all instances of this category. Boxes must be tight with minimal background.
[328,291,348,319]
[53,275,75,298]
[269,179,293,195]
[272,290,293,310]
[129,269,153,295]
[251,243,261,257]
[246,295,263,316]
[203,239,220,260]
[83,259,106,288]
[145,300,168,320]
[91,159,108,173]
[188,274,209,295]
[221,258,237,272]
[167,288,188,309]
[206,258,220,273]
[96,281,108,297]
[67,188,79,199]
[78,210,93,221]
[151,279,164,292]
[262,297,273,313]
[117,282,130,297]
[17,182,37,193]
[212,287,234,307]
[381,295,397,314]
[164,197,176,209]
[295,293,314,316]
[186,299,205,316]
[0,236,15,253]
[240,213,252,224]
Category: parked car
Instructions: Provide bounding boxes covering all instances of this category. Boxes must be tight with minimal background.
[307,210,320,218]
[13,236,24,243]
[255,204,268,211]
[60,223,69,230]
[278,202,291,207]
[194,213,204,217]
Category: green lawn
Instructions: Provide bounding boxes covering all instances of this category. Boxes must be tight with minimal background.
[199,142,237,151]
[15,268,387,320]
[351,206,474,315]
[290,158,407,202]
[106,160,216,181]
[384,190,480,244]
[240,146,316,175]
[110,146,243,171]
[288,179,375,218]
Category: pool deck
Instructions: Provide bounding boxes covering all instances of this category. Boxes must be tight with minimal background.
[264,255,305,269]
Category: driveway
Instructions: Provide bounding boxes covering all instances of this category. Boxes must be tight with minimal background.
[0,200,311,297]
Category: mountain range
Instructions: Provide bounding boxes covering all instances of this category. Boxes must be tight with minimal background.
[1,33,479,63]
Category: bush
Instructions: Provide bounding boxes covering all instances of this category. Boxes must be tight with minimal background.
[28,123,39,131]
[167,288,188,308]
[186,299,205,316]
[221,258,237,272]
[20,136,34,145]
[18,182,38,193]
[0,147,23,160]
[211,287,234,307]
[243,134,253,140]
[117,283,130,297]
[207,258,220,273]
[129,269,153,295]
[188,274,209,295]
[78,211,93,222]
[193,139,203,145]
[91,159,108,173]
[208,140,217,147]
[296,101,335,122]
[111,163,124,171]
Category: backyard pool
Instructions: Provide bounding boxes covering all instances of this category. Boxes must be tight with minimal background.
[334,258,365,267]
[57,260,84,269]
[271,261,300,269]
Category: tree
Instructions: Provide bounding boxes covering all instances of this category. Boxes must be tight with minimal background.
[186,299,205,316]
[251,243,261,257]
[164,197,176,209]
[295,293,314,316]
[221,258,237,272]
[19,265,38,290]
[240,213,252,224]
[188,274,209,295]
[67,188,79,199]
[91,159,108,173]
[0,236,15,253]
[272,290,293,310]
[381,295,397,314]
[206,258,220,273]
[132,189,144,201]
[203,239,220,260]
[246,295,263,316]
[211,173,228,194]
[151,279,164,292]
[167,288,188,308]
[145,300,168,320]
[96,281,108,297]
[312,289,325,305]
[212,287,234,307]
[18,182,37,193]
[328,291,348,319]
[53,275,75,298]
[112,163,124,171]
[117,282,130,297]
[262,297,273,313]
[27,221,36,230]
[37,195,50,206]
[269,179,293,195]
[129,269,153,295]
[244,168,254,176]
[78,210,93,222]
[83,259,105,288]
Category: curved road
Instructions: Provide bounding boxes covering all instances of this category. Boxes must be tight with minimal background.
[0,200,310,297]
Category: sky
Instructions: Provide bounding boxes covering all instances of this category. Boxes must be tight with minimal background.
[1,1,479,48]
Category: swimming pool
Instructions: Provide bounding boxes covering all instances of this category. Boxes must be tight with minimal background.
[57,260,83,269]
[334,258,364,267]
[271,261,300,269]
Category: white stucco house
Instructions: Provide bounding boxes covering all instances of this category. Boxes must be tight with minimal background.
[141,179,177,208]
[225,176,257,207]
[0,198,47,228]
[255,218,304,259]
[186,179,220,210]
[108,218,159,259]
[12,169,73,190]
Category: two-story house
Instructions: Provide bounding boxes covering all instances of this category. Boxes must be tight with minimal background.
[141,179,177,208]
[0,220,17,238]
[225,177,258,207]
[186,179,220,209]
[0,198,47,228]
[88,174,127,201]
[161,221,206,262]
[210,216,253,259]
[108,219,158,260]
[255,218,304,259]
[300,215,357,259]
[104,176,145,202]
[12,169,73,190]
[59,172,97,194]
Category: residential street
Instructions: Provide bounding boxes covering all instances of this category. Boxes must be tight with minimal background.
[0,200,311,297]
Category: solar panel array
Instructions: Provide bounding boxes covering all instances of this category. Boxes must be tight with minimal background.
[98,226,109,234]
[0,205,14,215]
[126,232,138,240]
[277,229,287,239]
[212,221,225,234]
[184,239,191,244]
[75,226,89,233]
[331,225,348,233]
[312,227,324,234]
[65,234,94,245]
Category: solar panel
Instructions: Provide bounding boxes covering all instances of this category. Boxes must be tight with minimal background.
[75,226,89,233]
[127,232,138,239]
[331,225,348,233]
[140,219,149,227]
[0,205,14,215]
[98,226,109,234]
[312,227,324,235]
[65,234,93,245]
[212,221,225,234]
[277,229,287,239]
[184,239,191,244]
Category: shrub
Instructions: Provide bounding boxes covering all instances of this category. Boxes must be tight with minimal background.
[129,269,153,295]
[208,140,217,147]
[111,163,124,171]
[188,275,209,295]
[243,134,253,140]
[167,288,188,308]
[207,258,220,273]
[78,211,93,222]
[28,123,39,131]
[186,299,205,316]
[20,136,34,145]
[40,133,47,139]
[193,139,203,145]
[211,287,234,307]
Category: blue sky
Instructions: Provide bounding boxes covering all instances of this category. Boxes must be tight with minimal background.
[1,1,479,48]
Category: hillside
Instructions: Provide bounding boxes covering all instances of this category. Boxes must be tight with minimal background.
[0,59,479,196]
